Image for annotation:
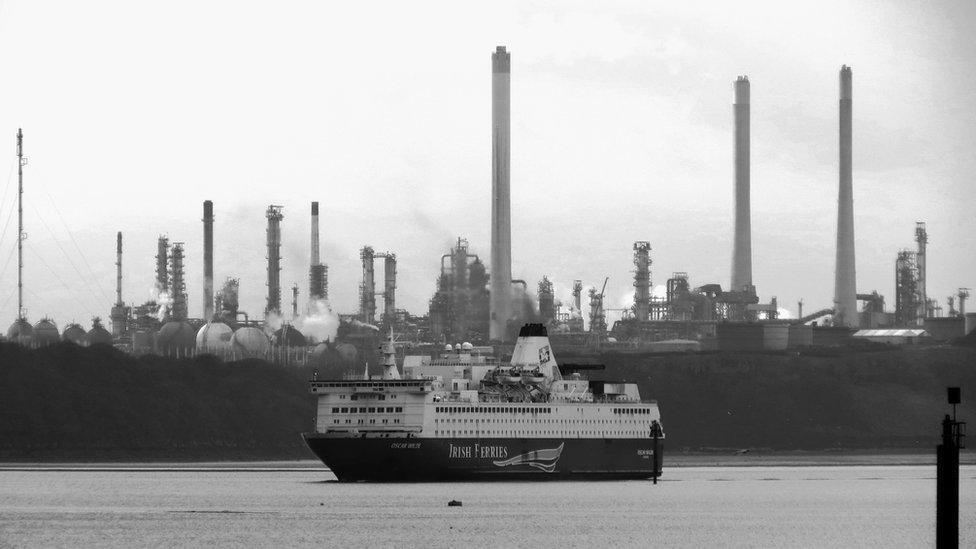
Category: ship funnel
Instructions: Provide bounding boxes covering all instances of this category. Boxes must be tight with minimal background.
[509,323,560,380]
[380,328,401,380]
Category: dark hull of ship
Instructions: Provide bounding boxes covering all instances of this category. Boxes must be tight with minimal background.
[303,434,663,482]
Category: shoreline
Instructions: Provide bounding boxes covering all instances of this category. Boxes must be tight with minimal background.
[2,450,973,471]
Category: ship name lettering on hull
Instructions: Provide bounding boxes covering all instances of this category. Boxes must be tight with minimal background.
[449,443,508,459]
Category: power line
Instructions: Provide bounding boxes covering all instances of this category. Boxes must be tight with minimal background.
[26,241,96,320]
[46,193,113,305]
[29,201,105,312]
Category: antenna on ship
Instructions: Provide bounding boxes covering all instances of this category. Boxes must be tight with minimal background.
[16,128,27,322]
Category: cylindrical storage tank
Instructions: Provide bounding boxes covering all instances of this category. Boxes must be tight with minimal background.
[86,324,113,346]
[33,319,60,346]
[6,319,34,346]
[196,321,233,353]
[272,325,307,348]
[335,342,358,363]
[230,327,269,357]
[132,330,155,353]
[62,323,87,345]
[762,324,789,351]
[965,313,976,336]
[157,321,196,357]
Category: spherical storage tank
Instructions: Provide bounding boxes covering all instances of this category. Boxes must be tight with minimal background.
[86,322,113,346]
[33,319,60,346]
[272,325,307,348]
[196,321,233,353]
[335,342,358,363]
[230,327,269,357]
[6,318,33,346]
[62,323,87,345]
[157,321,196,356]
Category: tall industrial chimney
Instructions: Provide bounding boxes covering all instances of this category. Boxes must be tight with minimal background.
[203,200,214,321]
[489,45,512,341]
[309,202,327,302]
[833,66,857,327]
[265,205,284,318]
[116,231,123,305]
[311,202,320,266]
[731,76,752,293]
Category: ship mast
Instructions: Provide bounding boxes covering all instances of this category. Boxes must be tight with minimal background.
[16,129,25,321]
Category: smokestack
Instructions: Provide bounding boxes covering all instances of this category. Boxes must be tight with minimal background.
[203,200,214,321]
[731,76,752,293]
[489,45,512,341]
[308,201,327,302]
[311,202,320,266]
[265,205,284,318]
[116,232,123,305]
[833,66,857,327]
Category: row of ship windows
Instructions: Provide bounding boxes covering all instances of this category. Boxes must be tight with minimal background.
[435,406,654,415]
[436,406,552,414]
[331,407,404,414]
[434,430,647,437]
[436,418,648,425]
[337,394,397,401]
[332,419,402,424]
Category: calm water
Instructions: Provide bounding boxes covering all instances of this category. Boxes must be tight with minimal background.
[1,465,974,547]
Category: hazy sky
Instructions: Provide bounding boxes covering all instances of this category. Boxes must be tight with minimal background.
[0,0,973,328]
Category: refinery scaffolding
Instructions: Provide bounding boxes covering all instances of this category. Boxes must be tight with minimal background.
[359,246,376,324]
[265,205,284,318]
[169,242,187,321]
[633,242,651,322]
[428,237,489,344]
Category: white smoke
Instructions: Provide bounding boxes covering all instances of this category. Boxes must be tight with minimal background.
[296,299,341,343]
[264,311,283,334]
[151,285,173,322]
[349,319,380,331]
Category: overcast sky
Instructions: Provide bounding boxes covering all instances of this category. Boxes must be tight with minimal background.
[0,0,973,328]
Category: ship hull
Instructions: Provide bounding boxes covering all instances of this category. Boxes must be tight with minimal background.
[303,434,663,481]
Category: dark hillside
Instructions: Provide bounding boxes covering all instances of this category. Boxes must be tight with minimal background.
[2,342,975,460]
[592,346,976,451]
[0,342,316,460]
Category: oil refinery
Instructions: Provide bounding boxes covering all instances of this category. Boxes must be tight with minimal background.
[2,51,974,363]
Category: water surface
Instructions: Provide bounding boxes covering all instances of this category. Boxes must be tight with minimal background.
[1,465,973,547]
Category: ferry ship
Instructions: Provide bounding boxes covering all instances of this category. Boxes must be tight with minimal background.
[303,324,664,481]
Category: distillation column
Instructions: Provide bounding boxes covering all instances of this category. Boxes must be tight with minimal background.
[203,200,214,321]
[833,65,858,327]
[156,236,170,292]
[265,205,284,318]
[489,45,512,341]
[309,202,328,302]
[384,254,397,324]
[916,222,927,322]
[634,241,651,321]
[360,246,376,324]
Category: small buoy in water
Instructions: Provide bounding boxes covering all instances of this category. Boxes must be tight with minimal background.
[448,500,462,507]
